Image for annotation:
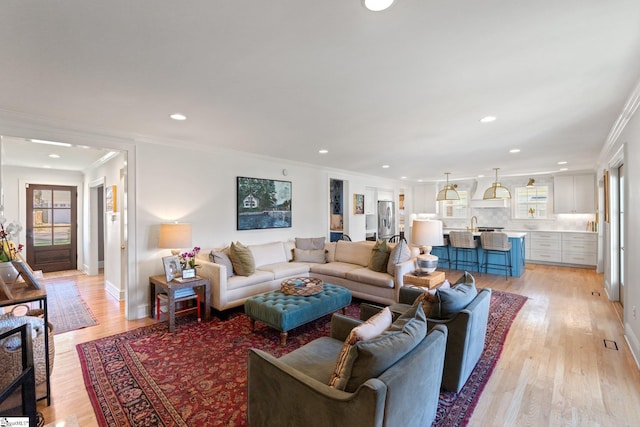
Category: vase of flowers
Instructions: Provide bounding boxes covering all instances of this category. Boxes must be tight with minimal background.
[0,216,24,283]
[179,246,201,270]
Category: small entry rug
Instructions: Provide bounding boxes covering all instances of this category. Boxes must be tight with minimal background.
[78,290,526,427]
[46,280,98,334]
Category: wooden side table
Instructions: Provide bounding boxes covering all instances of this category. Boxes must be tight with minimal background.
[149,275,210,332]
[403,270,446,290]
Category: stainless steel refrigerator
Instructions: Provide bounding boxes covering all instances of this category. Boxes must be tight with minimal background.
[377,201,395,240]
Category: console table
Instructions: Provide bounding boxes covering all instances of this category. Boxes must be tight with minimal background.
[148,275,210,332]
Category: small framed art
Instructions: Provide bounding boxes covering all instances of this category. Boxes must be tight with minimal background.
[354,194,364,214]
[162,255,182,282]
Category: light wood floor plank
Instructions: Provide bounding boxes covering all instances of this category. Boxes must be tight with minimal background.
[33,264,640,426]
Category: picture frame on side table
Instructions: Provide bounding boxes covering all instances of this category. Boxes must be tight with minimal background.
[162,255,182,282]
[354,194,364,214]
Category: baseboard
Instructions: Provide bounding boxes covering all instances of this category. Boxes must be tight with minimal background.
[105,279,124,301]
[624,323,640,370]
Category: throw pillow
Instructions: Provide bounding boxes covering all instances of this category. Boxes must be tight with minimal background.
[295,237,326,250]
[293,248,326,263]
[328,307,393,390]
[386,239,412,275]
[410,280,451,314]
[344,304,427,392]
[429,282,477,319]
[229,241,256,276]
[368,240,391,273]
[210,250,235,278]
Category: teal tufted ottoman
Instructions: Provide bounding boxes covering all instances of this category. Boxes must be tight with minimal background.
[245,283,352,346]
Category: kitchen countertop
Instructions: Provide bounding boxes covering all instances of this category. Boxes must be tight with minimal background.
[443,230,526,238]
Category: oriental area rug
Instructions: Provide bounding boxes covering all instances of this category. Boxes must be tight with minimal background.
[78,290,526,427]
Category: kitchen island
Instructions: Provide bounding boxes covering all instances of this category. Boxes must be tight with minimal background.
[431,231,526,277]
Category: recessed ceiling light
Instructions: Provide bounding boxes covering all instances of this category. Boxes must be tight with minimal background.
[170,113,187,121]
[318,149,328,154]
[362,0,394,11]
[509,149,520,153]
[480,116,497,123]
[417,179,424,183]
[557,161,568,165]
[48,154,60,158]
[400,176,407,179]
[43,165,51,169]
[29,139,72,147]
[382,165,390,169]
[478,174,485,178]
[559,167,569,171]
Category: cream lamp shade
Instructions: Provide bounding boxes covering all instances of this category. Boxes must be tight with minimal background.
[158,223,192,255]
[412,219,444,274]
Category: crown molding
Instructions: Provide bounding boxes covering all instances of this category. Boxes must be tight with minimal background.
[599,78,640,165]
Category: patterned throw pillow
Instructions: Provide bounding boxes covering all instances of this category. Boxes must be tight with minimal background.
[368,240,391,272]
[210,249,235,278]
[229,242,255,276]
[411,280,451,314]
[328,307,393,390]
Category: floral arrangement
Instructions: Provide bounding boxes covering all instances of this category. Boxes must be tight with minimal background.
[180,246,201,270]
[0,216,24,262]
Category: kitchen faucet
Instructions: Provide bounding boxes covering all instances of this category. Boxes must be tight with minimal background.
[469,216,478,232]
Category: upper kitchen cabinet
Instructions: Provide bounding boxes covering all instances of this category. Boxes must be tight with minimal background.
[553,174,596,214]
[412,183,437,213]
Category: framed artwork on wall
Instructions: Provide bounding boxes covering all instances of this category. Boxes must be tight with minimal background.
[105,185,117,213]
[354,194,364,214]
[237,176,292,230]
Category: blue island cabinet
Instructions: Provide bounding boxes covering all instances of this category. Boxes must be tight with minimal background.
[431,234,525,277]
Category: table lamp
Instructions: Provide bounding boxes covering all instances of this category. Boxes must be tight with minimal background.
[412,219,444,275]
[158,223,192,256]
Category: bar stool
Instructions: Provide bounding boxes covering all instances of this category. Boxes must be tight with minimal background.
[480,232,512,280]
[449,231,479,272]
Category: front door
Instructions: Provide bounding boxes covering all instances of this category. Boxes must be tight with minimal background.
[26,184,77,272]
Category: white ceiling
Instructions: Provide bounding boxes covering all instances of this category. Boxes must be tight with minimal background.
[1,1,639,181]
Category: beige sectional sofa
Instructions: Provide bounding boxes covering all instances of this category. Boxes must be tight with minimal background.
[196,240,418,312]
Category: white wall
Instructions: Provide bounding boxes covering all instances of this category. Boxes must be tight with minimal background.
[2,165,85,268]
[84,153,127,300]
[131,142,404,318]
[599,109,640,368]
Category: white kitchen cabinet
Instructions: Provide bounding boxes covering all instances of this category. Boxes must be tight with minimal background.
[553,174,596,214]
[529,231,562,263]
[561,232,597,266]
[412,183,437,213]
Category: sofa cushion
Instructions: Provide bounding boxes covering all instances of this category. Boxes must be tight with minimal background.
[334,240,375,267]
[329,307,393,390]
[226,270,275,290]
[344,304,427,392]
[210,249,235,279]
[257,262,310,279]
[284,241,295,262]
[368,240,391,272]
[429,282,477,319]
[293,248,326,263]
[345,268,394,289]
[229,241,256,276]
[324,242,336,263]
[310,261,361,278]
[295,237,326,250]
[248,242,288,268]
[279,337,345,384]
[386,239,412,275]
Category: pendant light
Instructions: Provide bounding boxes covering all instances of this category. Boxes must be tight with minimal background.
[483,168,511,200]
[436,172,460,201]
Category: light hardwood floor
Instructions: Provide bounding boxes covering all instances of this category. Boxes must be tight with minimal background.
[37,264,640,426]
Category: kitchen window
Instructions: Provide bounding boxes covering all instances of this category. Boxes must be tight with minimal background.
[514,186,549,219]
[439,190,468,218]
